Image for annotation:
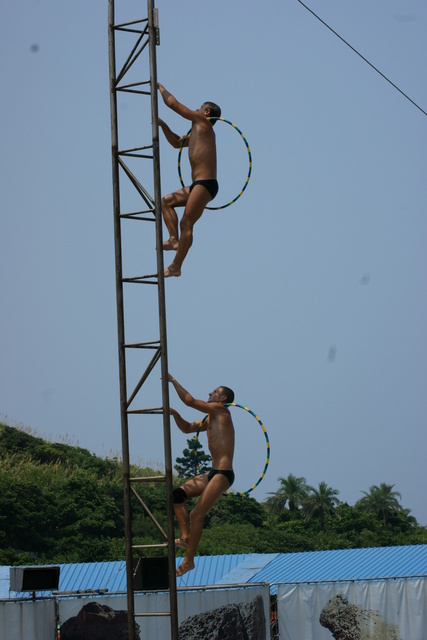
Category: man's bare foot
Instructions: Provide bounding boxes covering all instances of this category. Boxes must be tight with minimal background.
[176,559,195,577]
[164,264,181,278]
[163,238,179,251]
[175,538,188,549]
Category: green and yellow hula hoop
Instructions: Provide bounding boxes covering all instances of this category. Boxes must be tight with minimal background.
[177,117,252,210]
[195,403,270,496]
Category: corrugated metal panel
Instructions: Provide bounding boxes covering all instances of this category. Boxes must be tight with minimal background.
[2,556,249,597]
[176,553,250,588]
[4,561,128,598]
[0,566,10,599]
[2,545,426,598]
[216,553,279,585]
[58,561,127,593]
[250,545,427,588]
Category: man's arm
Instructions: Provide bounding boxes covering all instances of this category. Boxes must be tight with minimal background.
[168,374,224,415]
[158,118,188,149]
[169,407,205,434]
[158,83,205,124]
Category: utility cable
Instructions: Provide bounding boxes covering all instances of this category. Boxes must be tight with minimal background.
[296,0,427,117]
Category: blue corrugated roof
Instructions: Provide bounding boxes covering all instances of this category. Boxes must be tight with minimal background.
[215,553,279,585]
[58,555,248,591]
[58,560,127,593]
[2,545,426,599]
[175,553,251,588]
[2,561,128,599]
[1,554,252,597]
[250,544,427,588]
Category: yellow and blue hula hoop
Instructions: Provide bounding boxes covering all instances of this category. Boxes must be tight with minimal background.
[194,402,270,496]
[177,117,252,210]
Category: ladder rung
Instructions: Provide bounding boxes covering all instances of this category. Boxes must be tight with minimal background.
[118,144,154,154]
[117,79,151,89]
[117,88,151,96]
[119,152,153,159]
[127,407,163,415]
[114,18,148,29]
[130,476,166,483]
[120,213,155,220]
[132,543,168,549]
[135,612,171,617]
[122,274,158,283]
[124,340,160,349]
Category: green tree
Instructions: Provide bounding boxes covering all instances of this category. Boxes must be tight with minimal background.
[356,483,404,527]
[205,494,267,528]
[2,422,427,562]
[302,481,340,530]
[199,522,259,555]
[265,474,309,515]
[174,437,211,479]
[275,520,317,552]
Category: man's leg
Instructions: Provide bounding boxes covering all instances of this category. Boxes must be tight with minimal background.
[177,474,230,576]
[161,188,189,251]
[174,474,208,549]
[165,184,212,277]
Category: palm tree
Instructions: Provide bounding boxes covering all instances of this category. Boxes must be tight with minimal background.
[266,473,309,514]
[356,483,403,526]
[302,481,340,530]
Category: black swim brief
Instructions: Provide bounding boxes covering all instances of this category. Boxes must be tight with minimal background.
[190,179,219,200]
[207,468,235,487]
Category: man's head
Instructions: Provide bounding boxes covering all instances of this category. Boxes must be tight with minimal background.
[202,101,221,124]
[220,385,234,403]
[208,385,235,404]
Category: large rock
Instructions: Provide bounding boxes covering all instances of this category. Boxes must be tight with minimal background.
[60,602,141,640]
[319,593,402,640]
[238,596,267,639]
[178,594,266,640]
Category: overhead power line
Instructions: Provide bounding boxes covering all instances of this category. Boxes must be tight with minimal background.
[296,0,427,117]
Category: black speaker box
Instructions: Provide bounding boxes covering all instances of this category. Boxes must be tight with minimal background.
[10,566,60,591]
[133,556,169,591]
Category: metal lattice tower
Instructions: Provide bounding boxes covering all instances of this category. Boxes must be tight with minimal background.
[108,1,178,638]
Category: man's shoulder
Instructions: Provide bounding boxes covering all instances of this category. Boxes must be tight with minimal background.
[211,402,229,410]
[192,117,214,131]
[205,402,230,416]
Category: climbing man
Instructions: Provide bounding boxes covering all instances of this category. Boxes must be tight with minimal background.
[167,374,235,576]
[157,83,221,278]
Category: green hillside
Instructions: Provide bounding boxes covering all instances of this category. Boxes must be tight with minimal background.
[0,422,425,566]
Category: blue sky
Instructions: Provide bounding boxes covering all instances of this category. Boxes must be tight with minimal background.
[1,0,426,525]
